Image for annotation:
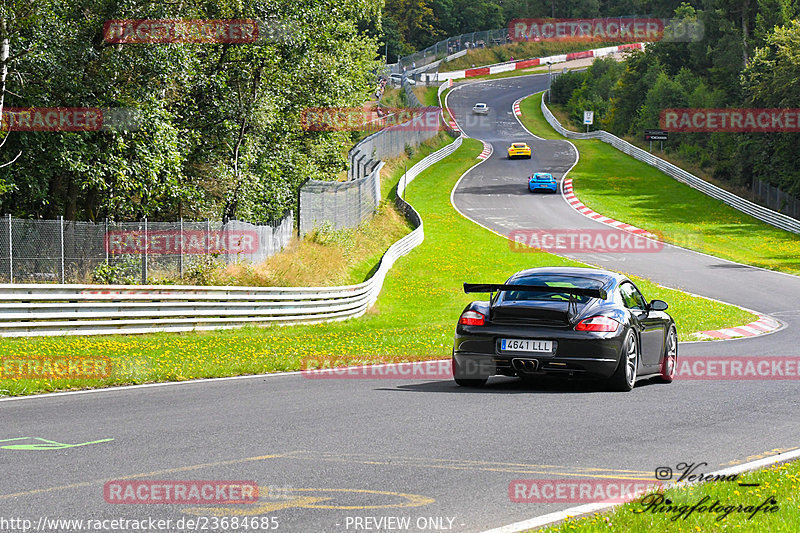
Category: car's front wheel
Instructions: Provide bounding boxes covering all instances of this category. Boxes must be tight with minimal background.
[609,330,638,392]
[659,325,678,383]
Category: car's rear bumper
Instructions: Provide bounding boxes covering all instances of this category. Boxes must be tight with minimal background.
[453,352,619,380]
[453,327,624,380]
[529,184,557,192]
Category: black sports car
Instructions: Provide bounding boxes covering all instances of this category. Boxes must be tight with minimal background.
[452,267,677,391]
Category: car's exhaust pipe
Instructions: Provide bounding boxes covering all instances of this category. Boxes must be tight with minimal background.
[512,358,538,374]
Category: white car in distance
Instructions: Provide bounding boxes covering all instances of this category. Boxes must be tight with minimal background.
[472,103,489,114]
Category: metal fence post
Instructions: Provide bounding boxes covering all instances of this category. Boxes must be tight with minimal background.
[104,218,109,265]
[7,214,12,283]
[59,216,65,283]
[142,217,148,284]
[179,217,184,278]
[206,219,210,255]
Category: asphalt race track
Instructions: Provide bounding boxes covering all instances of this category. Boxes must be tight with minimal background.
[2,75,800,533]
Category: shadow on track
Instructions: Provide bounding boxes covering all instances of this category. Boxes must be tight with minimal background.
[374,375,669,395]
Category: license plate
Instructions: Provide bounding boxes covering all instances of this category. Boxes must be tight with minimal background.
[500,338,553,353]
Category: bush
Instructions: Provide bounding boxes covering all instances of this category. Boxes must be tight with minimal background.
[91,256,141,285]
[184,255,225,286]
[551,70,586,105]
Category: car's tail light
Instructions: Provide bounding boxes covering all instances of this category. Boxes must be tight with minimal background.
[575,315,620,332]
[458,310,485,326]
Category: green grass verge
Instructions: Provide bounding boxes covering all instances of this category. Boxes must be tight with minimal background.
[0,135,753,396]
[519,92,800,275]
[534,459,800,532]
[413,86,440,107]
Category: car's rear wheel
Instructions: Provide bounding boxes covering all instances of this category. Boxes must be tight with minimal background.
[452,356,488,387]
[659,325,678,383]
[609,330,638,392]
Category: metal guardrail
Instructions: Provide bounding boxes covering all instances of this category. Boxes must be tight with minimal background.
[540,96,800,234]
[0,136,463,337]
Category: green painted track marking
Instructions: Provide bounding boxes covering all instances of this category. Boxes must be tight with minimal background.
[0,437,113,450]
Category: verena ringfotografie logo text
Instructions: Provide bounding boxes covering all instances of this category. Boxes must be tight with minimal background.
[105,230,259,255]
[104,480,259,504]
[509,229,663,253]
[301,107,441,132]
[301,357,452,379]
[675,357,800,380]
[510,479,663,503]
[510,18,703,42]
[661,108,800,132]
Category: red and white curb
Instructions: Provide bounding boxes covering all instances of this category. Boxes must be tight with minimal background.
[446,108,460,132]
[438,42,644,81]
[478,141,493,160]
[513,100,522,117]
[562,179,657,238]
[561,178,782,341]
[696,315,782,340]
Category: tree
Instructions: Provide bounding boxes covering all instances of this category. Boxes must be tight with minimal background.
[384,0,441,49]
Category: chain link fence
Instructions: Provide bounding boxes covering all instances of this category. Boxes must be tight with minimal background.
[299,165,383,235]
[752,179,800,221]
[0,213,293,284]
[298,81,443,235]
[393,27,511,74]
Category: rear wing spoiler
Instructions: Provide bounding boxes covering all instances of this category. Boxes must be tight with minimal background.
[463,283,607,300]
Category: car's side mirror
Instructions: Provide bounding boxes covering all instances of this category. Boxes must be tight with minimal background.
[648,300,668,311]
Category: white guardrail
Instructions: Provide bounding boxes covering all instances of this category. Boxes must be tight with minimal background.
[540,95,800,235]
[0,137,463,337]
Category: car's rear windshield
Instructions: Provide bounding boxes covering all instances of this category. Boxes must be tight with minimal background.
[512,143,526,148]
[534,174,552,181]
[499,275,605,303]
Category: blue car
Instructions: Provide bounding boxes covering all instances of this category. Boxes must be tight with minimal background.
[528,172,558,193]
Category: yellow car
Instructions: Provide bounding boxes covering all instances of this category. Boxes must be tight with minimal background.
[508,142,532,159]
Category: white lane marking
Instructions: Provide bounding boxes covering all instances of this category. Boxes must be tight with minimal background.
[0,370,305,403]
[481,447,800,533]
[478,90,785,342]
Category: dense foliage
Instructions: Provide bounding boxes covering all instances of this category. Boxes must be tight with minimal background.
[0,0,380,221]
[550,1,800,196]
[2,0,799,221]
[381,0,691,58]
